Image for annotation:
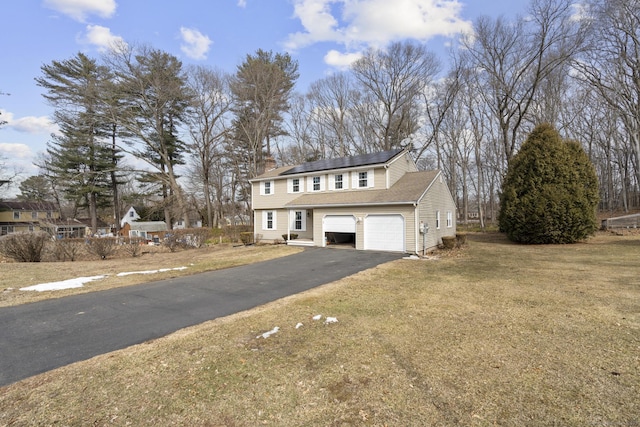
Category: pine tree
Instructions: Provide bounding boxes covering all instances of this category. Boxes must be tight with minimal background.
[36,53,120,233]
[499,123,599,244]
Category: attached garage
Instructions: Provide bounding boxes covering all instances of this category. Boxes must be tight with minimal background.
[323,215,356,233]
[364,214,405,252]
[323,215,356,246]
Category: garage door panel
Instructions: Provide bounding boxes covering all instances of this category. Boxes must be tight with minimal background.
[364,215,404,252]
[323,215,356,233]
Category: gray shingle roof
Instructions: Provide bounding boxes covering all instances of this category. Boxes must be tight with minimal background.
[285,170,439,207]
[128,221,168,232]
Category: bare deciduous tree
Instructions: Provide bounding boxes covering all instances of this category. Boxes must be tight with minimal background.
[186,65,232,227]
[462,0,590,165]
[351,41,440,152]
[573,0,640,208]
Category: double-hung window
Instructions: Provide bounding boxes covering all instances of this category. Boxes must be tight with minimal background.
[447,211,453,228]
[334,174,343,189]
[313,176,321,191]
[295,211,302,230]
[292,178,300,192]
[291,210,306,232]
[264,211,276,230]
[13,211,19,220]
[261,180,274,196]
[436,211,441,229]
[358,171,368,188]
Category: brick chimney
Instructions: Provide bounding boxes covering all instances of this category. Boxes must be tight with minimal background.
[264,156,277,172]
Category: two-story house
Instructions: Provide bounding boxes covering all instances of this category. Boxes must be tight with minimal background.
[0,201,59,236]
[250,148,457,254]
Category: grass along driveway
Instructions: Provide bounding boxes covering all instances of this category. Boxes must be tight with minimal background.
[0,232,638,426]
[0,244,302,307]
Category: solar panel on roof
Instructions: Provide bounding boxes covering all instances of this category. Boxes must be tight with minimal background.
[280,148,403,176]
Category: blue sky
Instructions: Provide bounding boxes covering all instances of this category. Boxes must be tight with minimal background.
[0,0,528,191]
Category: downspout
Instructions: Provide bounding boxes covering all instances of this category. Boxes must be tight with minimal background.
[384,164,390,189]
[414,202,419,255]
[287,210,291,242]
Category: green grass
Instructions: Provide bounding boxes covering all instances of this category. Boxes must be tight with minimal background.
[0,232,638,426]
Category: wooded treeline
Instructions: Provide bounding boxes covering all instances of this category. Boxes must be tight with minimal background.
[10,0,640,231]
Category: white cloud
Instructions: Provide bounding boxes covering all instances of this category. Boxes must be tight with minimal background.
[324,49,362,68]
[237,0,247,7]
[43,0,117,22]
[286,0,473,66]
[0,143,34,160]
[0,110,58,135]
[179,27,213,60]
[80,24,127,52]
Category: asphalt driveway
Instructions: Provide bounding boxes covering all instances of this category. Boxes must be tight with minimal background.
[0,247,400,387]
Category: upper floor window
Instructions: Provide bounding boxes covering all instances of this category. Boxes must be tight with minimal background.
[292,178,300,192]
[358,171,368,188]
[447,211,453,228]
[260,180,274,196]
[313,176,321,191]
[47,211,52,219]
[32,211,38,219]
[13,211,20,220]
[334,174,343,189]
[436,211,441,229]
[129,211,135,217]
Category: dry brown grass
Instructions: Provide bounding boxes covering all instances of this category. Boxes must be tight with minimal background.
[0,244,302,307]
[1,232,639,426]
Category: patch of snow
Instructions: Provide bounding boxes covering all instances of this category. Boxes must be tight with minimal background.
[312,314,322,320]
[257,326,279,339]
[20,275,107,292]
[295,322,304,329]
[324,317,338,324]
[116,267,187,277]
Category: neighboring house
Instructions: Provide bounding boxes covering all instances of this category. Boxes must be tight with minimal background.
[120,206,141,229]
[250,148,457,253]
[0,201,59,236]
[44,218,111,239]
[121,221,168,242]
[173,217,203,229]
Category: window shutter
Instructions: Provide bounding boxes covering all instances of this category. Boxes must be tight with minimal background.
[368,169,374,188]
[287,179,293,194]
[351,172,358,188]
[328,174,335,190]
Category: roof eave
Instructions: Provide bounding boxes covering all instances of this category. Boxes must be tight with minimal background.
[284,200,417,209]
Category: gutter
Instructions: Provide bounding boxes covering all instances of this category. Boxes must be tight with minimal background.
[285,201,417,209]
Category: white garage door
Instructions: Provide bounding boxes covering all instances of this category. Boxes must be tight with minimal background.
[364,214,405,252]
[323,215,356,233]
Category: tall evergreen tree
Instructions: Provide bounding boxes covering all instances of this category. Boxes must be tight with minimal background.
[230,49,298,177]
[36,53,120,233]
[113,46,192,228]
[499,124,599,243]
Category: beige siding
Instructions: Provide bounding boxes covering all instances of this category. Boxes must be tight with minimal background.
[254,208,314,243]
[387,151,417,187]
[252,179,302,210]
[416,174,457,253]
[313,205,415,251]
